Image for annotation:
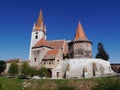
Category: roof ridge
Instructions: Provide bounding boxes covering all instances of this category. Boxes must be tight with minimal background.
[47,39,66,41]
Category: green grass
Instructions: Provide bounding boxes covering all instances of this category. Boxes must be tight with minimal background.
[92,76,120,90]
[0,78,23,90]
[0,76,119,90]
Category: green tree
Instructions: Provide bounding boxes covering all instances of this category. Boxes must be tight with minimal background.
[95,42,109,61]
[0,61,6,74]
[37,67,48,77]
[21,62,30,76]
[29,67,36,77]
[8,62,19,76]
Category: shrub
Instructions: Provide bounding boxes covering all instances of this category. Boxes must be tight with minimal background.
[8,62,19,76]
[29,67,37,77]
[20,62,30,76]
[20,62,38,78]
[0,61,6,74]
[37,67,48,77]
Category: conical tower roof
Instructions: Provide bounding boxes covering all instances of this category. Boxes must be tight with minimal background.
[74,22,88,41]
[36,9,44,26]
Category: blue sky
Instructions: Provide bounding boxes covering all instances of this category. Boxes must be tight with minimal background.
[0,0,120,63]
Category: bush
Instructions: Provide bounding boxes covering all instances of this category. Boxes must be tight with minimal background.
[29,67,37,77]
[0,61,6,74]
[21,62,30,76]
[37,67,48,77]
[8,62,19,76]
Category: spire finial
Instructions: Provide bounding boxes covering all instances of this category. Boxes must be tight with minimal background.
[78,21,81,24]
[37,8,44,26]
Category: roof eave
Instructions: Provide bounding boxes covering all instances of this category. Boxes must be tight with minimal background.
[32,45,53,49]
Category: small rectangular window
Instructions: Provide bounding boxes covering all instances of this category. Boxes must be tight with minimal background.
[34,58,37,62]
[57,72,59,77]
[57,60,60,64]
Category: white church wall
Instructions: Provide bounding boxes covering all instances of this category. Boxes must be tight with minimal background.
[60,58,114,79]
[30,31,44,48]
[29,30,46,60]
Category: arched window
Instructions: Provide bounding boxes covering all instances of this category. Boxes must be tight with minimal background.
[35,35,38,39]
[36,32,38,34]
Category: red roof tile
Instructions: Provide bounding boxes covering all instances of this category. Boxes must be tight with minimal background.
[74,22,88,41]
[47,40,64,49]
[44,49,59,59]
[47,40,68,55]
[33,38,53,49]
[33,39,68,55]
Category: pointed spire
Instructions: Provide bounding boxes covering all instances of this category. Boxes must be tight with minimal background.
[74,21,88,41]
[33,9,46,32]
[37,9,44,26]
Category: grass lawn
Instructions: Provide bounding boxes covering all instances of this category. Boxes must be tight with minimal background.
[0,75,120,90]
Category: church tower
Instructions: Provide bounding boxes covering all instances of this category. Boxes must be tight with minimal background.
[68,22,92,58]
[29,9,46,60]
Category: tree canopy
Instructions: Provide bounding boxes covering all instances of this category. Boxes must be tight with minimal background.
[0,61,6,74]
[8,62,19,76]
[37,67,48,77]
[95,42,109,61]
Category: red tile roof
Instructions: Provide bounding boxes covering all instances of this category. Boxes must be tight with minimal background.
[74,22,88,41]
[33,38,53,49]
[32,39,68,55]
[47,40,68,55]
[44,49,59,59]
[47,40,64,49]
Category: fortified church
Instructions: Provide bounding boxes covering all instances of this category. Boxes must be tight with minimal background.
[29,9,114,79]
